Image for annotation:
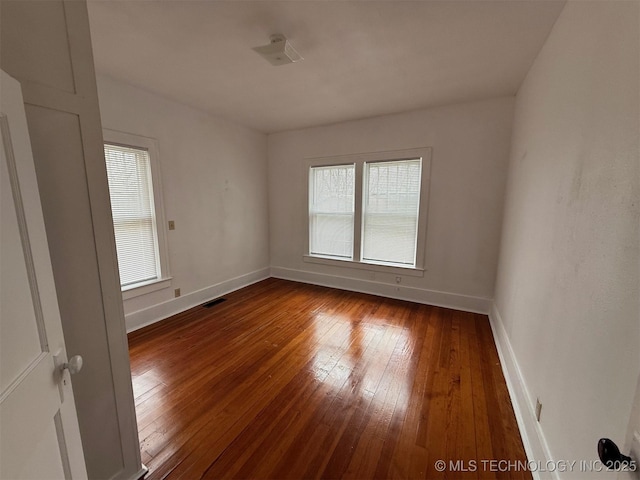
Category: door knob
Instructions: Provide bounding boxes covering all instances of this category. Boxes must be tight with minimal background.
[597,438,633,469]
[62,355,83,375]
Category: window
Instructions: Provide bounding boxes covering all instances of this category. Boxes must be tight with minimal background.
[306,148,431,274]
[362,159,422,267]
[309,164,355,259]
[103,130,170,297]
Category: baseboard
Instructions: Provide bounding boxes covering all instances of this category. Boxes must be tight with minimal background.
[270,266,492,314]
[488,303,557,480]
[125,268,270,332]
[130,464,148,480]
[109,463,148,480]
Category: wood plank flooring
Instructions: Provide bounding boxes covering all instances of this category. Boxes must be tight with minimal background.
[128,278,530,479]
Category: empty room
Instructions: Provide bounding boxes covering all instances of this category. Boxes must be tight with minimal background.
[0,0,638,479]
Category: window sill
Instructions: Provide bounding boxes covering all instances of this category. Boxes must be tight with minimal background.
[303,255,425,277]
[121,277,172,300]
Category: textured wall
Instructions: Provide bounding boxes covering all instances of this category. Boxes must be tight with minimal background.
[494,1,639,474]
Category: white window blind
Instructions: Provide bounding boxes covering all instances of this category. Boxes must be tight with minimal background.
[362,158,422,267]
[309,164,355,259]
[104,143,160,287]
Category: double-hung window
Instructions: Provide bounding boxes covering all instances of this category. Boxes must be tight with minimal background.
[103,130,171,297]
[306,148,430,273]
[309,164,355,259]
[362,158,422,267]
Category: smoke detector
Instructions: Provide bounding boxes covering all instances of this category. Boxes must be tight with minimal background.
[253,34,303,66]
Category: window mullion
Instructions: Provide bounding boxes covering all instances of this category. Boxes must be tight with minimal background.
[353,162,364,263]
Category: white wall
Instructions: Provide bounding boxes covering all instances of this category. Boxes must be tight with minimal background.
[492,1,639,477]
[268,97,514,312]
[97,76,270,331]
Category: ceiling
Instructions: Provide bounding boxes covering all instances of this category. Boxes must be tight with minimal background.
[87,0,565,134]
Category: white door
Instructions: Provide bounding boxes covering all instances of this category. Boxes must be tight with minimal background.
[0,71,87,478]
[618,375,640,480]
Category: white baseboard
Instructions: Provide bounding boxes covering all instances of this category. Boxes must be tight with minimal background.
[109,463,148,480]
[125,267,270,333]
[127,464,148,480]
[270,266,492,314]
[488,303,557,480]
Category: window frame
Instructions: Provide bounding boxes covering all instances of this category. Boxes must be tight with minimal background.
[304,147,431,277]
[103,129,172,299]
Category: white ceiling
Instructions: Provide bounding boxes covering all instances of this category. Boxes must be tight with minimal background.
[87,0,565,134]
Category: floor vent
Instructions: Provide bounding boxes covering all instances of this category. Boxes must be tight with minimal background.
[202,298,227,308]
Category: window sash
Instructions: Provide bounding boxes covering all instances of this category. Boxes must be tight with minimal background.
[362,158,422,267]
[308,164,355,259]
[104,143,161,287]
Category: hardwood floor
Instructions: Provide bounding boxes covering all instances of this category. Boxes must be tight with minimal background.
[128,278,530,479]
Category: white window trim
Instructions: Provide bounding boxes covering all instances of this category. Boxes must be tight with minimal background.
[121,277,172,300]
[103,128,172,298]
[304,147,431,276]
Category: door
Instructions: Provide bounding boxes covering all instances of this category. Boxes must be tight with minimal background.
[618,375,640,479]
[0,70,87,478]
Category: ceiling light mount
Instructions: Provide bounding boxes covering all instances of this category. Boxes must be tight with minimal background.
[253,34,303,66]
